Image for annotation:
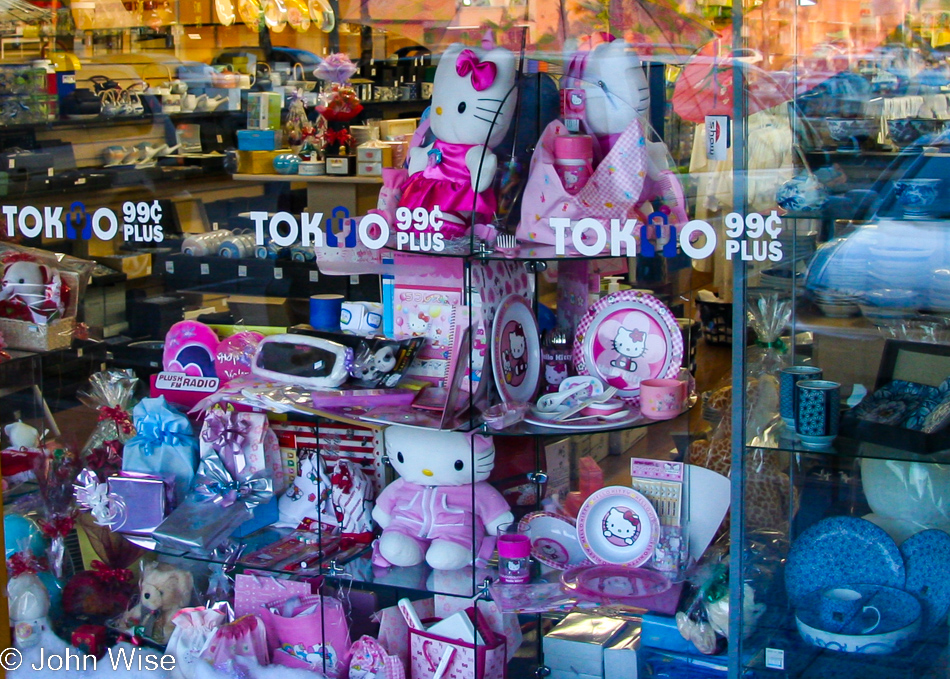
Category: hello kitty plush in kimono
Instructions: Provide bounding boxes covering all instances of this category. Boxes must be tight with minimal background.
[373,426,513,570]
[518,38,687,245]
[397,42,518,240]
[563,39,688,226]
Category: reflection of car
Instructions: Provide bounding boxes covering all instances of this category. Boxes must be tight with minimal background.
[212,47,322,81]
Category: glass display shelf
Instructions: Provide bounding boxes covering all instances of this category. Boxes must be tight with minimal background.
[740,621,949,679]
[485,398,697,437]
[745,429,950,464]
[142,527,496,599]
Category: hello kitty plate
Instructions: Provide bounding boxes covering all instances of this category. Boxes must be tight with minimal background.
[577,486,660,566]
[492,294,541,403]
[561,564,670,605]
[518,511,589,570]
[574,291,682,403]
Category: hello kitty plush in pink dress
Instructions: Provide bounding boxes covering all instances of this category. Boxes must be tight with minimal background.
[397,43,518,239]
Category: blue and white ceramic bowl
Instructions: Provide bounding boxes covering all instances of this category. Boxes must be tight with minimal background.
[894,178,941,218]
[796,584,922,655]
[777,174,829,213]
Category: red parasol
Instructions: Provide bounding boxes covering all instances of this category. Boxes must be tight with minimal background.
[672,38,795,123]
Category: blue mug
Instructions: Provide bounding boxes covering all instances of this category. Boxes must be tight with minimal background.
[780,366,823,429]
[796,379,841,449]
[310,294,344,332]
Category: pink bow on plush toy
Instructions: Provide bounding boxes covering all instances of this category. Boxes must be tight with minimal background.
[456,49,497,91]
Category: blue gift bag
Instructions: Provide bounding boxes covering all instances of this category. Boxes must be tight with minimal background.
[122,396,199,504]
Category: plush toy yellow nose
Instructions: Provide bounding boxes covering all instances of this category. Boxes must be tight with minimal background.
[422,469,434,477]
[435,106,443,115]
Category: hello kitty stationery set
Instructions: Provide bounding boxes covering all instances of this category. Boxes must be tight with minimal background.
[574,290,682,404]
[576,485,660,567]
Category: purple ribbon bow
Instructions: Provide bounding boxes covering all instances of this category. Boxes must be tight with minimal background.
[201,408,250,464]
[456,49,497,92]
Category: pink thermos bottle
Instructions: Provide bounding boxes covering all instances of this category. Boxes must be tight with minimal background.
[554,134,594,195]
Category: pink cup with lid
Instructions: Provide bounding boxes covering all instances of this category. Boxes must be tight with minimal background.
[497,534,532,584]
[554,134,593,195]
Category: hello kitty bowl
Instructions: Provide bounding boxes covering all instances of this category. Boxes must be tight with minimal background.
[640,378,687,420]
[518,511,589,570]
[577,486,661,566]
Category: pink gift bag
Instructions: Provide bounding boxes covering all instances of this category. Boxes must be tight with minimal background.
[409,609,506,679]
[262,594,352,679]
[233,572,319,619]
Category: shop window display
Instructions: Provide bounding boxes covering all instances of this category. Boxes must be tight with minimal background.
[0,0,948,677]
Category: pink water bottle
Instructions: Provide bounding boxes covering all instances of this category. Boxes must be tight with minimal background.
[554,134,593,195]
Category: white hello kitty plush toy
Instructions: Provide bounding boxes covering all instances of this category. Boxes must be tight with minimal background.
[373,426,513,570]
[398,42,518,240]
[8,566,50,648]
[563,38,688,225]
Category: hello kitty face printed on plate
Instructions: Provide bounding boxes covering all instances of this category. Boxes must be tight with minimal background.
[577,486,660,566]
[574,291,682,403]
[492,294,541,403]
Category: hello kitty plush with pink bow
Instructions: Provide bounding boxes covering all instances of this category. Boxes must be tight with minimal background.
[397,42,518,240]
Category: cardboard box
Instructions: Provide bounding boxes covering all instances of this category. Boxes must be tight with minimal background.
[326,155,355,176]
[237,150,288,174]
[379,118,417,139]
[357,161,383,177]
[95,253,152,279]
[247,92,283,130]
[840,340,950,453]
[604,625,640,679]
[640,613,695,655]
[589,432,610,462]
[237,129,280,151]
[812,328,884,396]
[609,427,648,455]
[227,295,295,326]
[544,613,629,677]
[357,142,393,166]
[232,497,279,537]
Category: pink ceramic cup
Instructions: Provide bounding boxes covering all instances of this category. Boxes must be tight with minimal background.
[640,378,687,420]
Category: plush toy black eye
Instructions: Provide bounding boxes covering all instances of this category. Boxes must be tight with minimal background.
[454,459,464,471]
[457,102,466,114]
[397,451,404,464]
[143,592,151,599]
[18,278,25,284]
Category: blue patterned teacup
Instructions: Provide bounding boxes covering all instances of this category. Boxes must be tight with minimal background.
[894,178,941,218]
[780,366,823,430]
[796,380,841,447]
[816,587,881,634]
